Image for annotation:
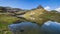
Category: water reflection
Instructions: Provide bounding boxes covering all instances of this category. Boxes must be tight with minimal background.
[9,21,60,34]
[41,21,60,34]
[9,22,40,34]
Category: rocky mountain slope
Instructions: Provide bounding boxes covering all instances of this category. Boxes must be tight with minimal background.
[0,5,60,34]
[16,5,60,25]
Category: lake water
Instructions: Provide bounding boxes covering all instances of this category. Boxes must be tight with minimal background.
[40,21,60,34]
[9,21,60,34]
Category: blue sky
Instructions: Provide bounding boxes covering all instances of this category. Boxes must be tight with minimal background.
[0,0,60,10]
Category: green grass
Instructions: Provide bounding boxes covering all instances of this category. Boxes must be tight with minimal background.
[0,14,19,34]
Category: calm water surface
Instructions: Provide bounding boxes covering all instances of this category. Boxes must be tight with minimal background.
[9,21,60,34]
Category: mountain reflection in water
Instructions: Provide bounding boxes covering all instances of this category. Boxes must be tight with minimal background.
[40,21,60,34]
[9,21,60,34]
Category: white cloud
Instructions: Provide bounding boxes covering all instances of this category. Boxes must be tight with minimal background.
[55,7,60,12]
[44,21,52,26]
[44,6,51,11]
[44,6,60,12]
[44,22,50,26]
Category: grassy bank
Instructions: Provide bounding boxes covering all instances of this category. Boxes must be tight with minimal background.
[0,13,19,34]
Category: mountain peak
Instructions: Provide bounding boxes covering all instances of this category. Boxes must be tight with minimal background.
[37,5,44,9]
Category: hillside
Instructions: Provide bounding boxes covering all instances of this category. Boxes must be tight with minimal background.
[16,5,60,25]
[0,5,60,34]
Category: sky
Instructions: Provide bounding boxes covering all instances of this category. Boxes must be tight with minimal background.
[0,0,60,11]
